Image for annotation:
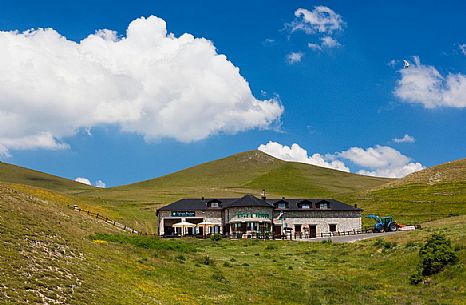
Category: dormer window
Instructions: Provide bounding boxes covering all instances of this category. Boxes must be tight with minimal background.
[207,199,221,208]
[301,203,310,209]
[278,202,286,209]
[318,201,329,209]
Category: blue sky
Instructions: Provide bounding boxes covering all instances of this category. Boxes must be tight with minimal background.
[0,0,465,186]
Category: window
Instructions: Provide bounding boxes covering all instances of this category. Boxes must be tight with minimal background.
[301,203,310,209]
[277,202,286,209]
[210,202,219,208]
[319,202,329,209]
[329,224,337,232]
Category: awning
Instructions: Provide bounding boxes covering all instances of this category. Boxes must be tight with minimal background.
[172,221,196,228]
[197,221,216,226]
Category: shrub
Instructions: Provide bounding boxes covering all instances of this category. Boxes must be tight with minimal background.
[230,258,237,262]
[418,233,458,276]
[210,233,222,242]
[242,263,250,266]
[410,233,459,285]
[265,244,276,250]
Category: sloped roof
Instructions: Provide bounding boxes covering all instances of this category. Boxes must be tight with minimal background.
[157,195,362,214]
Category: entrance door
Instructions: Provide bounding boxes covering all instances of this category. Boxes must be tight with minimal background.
[273,225,282,239]
[309,225,317,238]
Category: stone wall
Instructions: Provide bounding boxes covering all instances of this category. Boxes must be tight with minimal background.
[279,216,361,236]
[157,209,222,235]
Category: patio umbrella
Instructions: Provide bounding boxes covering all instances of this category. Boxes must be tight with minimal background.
[197,221,216,237]
[172,221,196,236]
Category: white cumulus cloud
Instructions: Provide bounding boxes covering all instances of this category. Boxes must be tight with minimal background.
[293,6,344,34]
[258,141,350,172]
[392,134,416,143]
[75,177,106,188]
[0,16,283,156]
[338,145,425,178]
[286,52,304,64]
[258,141,424,178]
[395,56,466,108]
[292,6,344,51]
[95,180,106,188]
[75,177,92,185]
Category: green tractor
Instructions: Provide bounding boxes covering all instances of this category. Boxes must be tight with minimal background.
[367,214,398,233]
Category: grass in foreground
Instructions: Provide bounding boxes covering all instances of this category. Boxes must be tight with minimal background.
[1,182,465,304]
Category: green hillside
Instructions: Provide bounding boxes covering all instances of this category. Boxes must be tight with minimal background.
[0,161,92,193]
[1,182,465,304]
[351,158,466,225]
[76,150,390,232]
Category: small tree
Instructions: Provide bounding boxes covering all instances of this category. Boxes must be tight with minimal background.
[411,232,459,285]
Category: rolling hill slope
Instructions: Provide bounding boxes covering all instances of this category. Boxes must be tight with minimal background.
[1,182,465,305]
[76,150,390,231]
[352,158,466,225]
[0,161,92,193]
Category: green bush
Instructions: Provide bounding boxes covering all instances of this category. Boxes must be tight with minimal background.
[419,233,458,276]
[210,233,223,242]
[410,233,459,285]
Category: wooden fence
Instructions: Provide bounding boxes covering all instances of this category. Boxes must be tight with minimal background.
[68,204,146,235]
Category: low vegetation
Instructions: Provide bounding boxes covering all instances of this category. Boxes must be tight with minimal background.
[1,152,465,303]
[1,182,465,304]
[410,232,459,285]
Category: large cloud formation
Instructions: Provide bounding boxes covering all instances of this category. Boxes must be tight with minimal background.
[258,141,350,172]
[395,57,466,108]
[258,141,424,178]
[0,16,283,156]
[339,145,425,178]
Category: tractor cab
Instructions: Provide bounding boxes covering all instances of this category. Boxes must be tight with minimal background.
[367,214,398,233]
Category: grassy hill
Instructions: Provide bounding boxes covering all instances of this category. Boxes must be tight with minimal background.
[75,150,390,232]
[351,158,466,225]
[0,161,92,193]
[2,152,465,232]
[1,182,465,304]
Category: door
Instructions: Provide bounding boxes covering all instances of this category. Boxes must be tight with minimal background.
[294,224,302,239]
[309,225,317,238]
[273,225,282,238]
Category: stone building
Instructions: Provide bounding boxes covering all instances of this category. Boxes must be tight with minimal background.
[156,193,362,239]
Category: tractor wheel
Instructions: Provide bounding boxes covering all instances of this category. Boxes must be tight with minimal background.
[389,223,397,232]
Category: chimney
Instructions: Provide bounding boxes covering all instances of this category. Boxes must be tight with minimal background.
[354,204,358,208]
[261,189,266,200]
